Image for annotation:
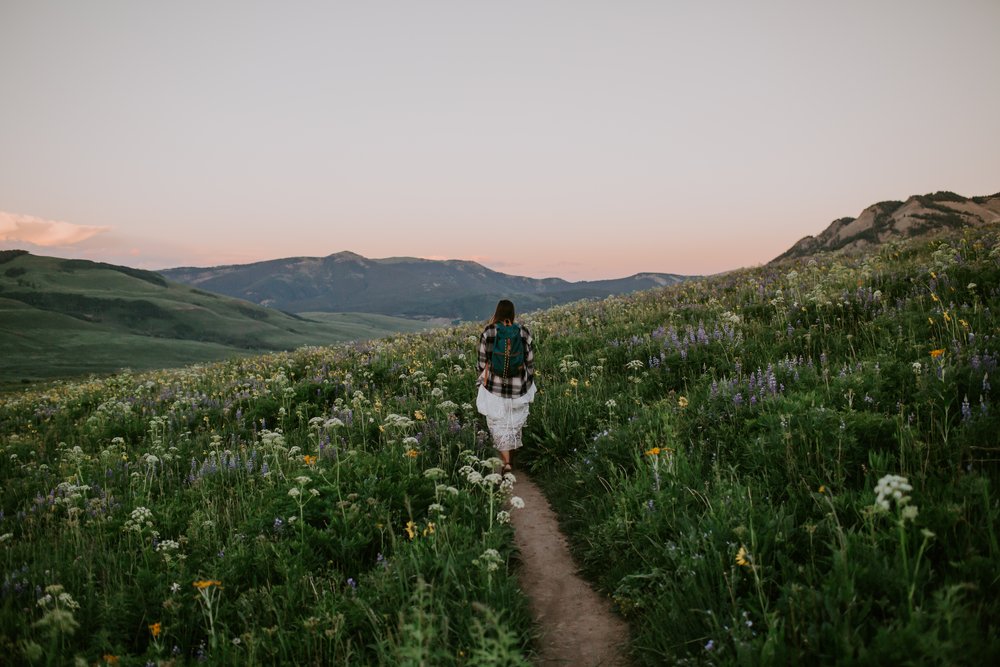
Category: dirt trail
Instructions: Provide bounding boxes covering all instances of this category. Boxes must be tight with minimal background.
[510,470,631,667]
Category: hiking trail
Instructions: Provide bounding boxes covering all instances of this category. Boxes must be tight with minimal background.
[511,470,631,667]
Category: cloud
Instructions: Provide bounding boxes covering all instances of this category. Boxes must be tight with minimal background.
[0,211,110,247]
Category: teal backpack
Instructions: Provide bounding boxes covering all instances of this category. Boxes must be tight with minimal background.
[490,322,525,378]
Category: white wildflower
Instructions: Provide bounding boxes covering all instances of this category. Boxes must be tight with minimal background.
[874,473,913,511]
[474,548,503,572]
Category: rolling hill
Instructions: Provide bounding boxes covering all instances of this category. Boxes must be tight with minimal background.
[773,190,1000,262]
[0,250,428,385]
[160,252,689,320]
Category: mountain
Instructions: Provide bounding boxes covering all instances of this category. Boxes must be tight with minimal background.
[160,252,688,321]
[0,250,428,385]
[773,191,1000,262]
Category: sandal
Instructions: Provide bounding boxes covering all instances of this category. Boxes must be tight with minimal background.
[501,463,512,476]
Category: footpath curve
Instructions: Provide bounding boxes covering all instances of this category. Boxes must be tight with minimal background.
[510,471,631,666]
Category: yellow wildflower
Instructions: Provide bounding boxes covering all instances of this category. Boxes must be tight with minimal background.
[818,485,826,494]
[569,378,578,387]
[423,522,436,537]
[405,449,419,459]
[735,545,750,567]
[103,656,119,666]
[930,349,945,359]
[405,520,417,540]
[678,396,689,408]
[303,455,317,466]
[931,293,939,302]
[149,622,162,638]
[414,410,425,421]
[645,447,661,457]
[193,580,222,590]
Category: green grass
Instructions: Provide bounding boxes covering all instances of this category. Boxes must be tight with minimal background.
[516,227,1000,664]
[298,312,435,338]
[2,227,999,664]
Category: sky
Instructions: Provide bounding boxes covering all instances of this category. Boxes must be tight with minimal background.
[2,1,999,281]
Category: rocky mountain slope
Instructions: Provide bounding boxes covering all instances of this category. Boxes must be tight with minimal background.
[160,252,688,321]
[774,191,1000,262]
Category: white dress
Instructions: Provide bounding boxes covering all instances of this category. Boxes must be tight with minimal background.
[476,382,537,451]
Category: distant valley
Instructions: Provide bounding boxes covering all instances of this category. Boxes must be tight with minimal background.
[0,251,427,385]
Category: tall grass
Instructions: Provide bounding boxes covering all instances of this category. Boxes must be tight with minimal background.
[3,225,999,664]
[520,227,1000,664]
[1,338,532,664]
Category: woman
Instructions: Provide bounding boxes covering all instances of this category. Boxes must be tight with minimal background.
[476,299,536,475]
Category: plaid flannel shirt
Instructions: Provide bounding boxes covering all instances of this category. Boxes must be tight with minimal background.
[478,322,535,398]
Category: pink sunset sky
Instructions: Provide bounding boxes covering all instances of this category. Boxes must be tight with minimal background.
[2,1,999,281]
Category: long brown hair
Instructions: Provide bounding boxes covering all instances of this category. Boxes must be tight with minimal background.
[488,299,516,325]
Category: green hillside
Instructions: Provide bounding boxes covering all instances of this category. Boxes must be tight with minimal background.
[1,225,998,664]
[0,251,430,386]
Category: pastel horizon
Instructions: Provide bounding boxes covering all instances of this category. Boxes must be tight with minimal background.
[2,1,998,283]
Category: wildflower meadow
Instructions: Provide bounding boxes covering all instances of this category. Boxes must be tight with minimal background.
[2,224,1000,664]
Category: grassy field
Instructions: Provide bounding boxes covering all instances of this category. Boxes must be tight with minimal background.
[297,312,434,339]
[518,226,1000,663]
[1,226,998,664]
[0,252,432,387]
